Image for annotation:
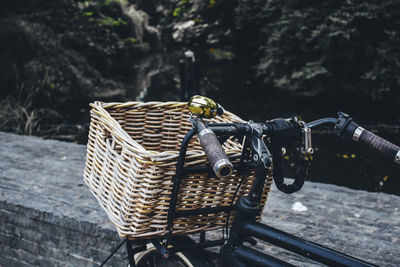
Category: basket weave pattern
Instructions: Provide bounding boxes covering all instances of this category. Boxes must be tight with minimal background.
[84,101,272,238]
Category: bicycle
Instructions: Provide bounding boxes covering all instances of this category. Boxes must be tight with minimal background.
[93,95,399,267]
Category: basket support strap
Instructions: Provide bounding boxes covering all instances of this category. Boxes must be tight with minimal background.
[166,129,197,248]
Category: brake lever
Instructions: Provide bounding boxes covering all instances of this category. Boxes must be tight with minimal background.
[244,122,272,204]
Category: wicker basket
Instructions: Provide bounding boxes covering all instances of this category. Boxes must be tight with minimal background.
[84,101,273,239]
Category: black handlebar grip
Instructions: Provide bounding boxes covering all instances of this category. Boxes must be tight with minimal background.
[354,127,400,164]
[193,118,234,178]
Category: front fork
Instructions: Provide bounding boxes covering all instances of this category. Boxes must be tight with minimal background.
[220,128,273,266]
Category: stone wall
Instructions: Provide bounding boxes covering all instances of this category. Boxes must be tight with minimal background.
[0,132,127,266]
[1,132,399,266]
[0,202,126,266]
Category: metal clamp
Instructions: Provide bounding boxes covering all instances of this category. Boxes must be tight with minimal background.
[198,128,213,137]
[352,126,365,141]
[395,150,400,164]
[299,121,314,155]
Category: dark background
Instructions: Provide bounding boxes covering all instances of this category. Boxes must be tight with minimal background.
[0,0,399,194]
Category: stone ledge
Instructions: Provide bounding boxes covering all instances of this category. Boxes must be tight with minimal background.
[0,132,399,266]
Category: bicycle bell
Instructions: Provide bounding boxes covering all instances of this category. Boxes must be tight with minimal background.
[187,95,224,118]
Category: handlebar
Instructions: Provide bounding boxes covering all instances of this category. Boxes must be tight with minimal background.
[357,128,400,163]
[192,117,234,178]
[332,112,400,164]
[208,115,399,165]
[191,111,398,188]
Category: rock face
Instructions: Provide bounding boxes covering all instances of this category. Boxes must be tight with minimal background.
[0,131,400,266]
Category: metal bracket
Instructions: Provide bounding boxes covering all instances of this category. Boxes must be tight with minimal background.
[299,121,314,155]
[248,121,272,169]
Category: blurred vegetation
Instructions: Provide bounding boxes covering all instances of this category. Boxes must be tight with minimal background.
[246,0,400,100]
[137,0,399,124]
[0,0,154,140]
[2,0,399,137]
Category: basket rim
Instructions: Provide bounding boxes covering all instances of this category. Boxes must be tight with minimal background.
[92,100,245,122]
[89,101,245,162]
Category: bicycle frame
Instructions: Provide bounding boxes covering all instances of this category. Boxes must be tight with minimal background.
[123,119,377,267]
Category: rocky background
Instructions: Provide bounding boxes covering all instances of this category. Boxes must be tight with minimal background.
[0,0,399,193]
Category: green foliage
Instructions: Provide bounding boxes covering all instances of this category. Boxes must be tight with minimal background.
[119,38,150,52]
[102,0,127,5]
[170,0,193,17]
[121,37,138,44]
[173,7,182,17]
[209,48,234,60]
[208,0,216,8]
[98,16,127,27]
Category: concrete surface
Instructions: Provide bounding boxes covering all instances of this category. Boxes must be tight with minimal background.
[0,132,399,266]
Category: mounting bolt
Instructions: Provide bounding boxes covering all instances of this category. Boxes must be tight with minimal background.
[253,153,259,162]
